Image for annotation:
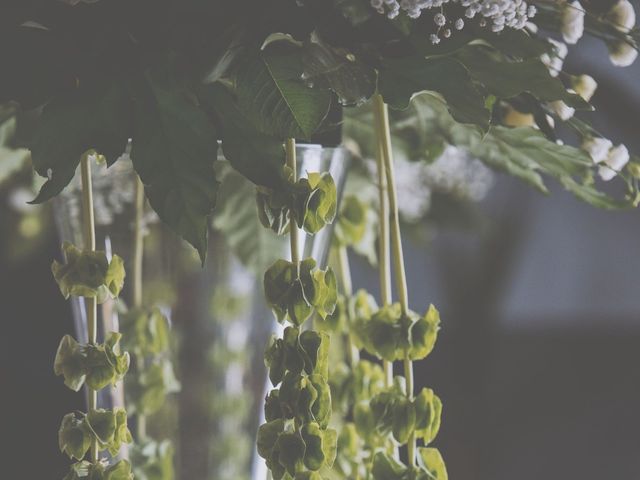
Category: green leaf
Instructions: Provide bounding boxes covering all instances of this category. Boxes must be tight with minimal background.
[378,56,490,130]
[296,172,337,235]
[52,243,125,303]
[126,359,180,415]
[54,335,86,392]
[407,305,441,361]
[310,267,338,320]
[334,195,368,247]
[130,71,218,264]
[417,448,448,480]
[309,373,332,428]
[264,259,310,325]
[200,84,286,190]
[414,388,443,445]
[392,395,416,444]
[29,82,131,204]
[300,330,330,379]
[257,419,285,460]
[58,412,91,461]
[104,460,134,480]
[376,94,635,208]
[130,439,175,480]
[301,423,325,471]
[236,46,332,140]
[104,255,125,299]
[302,40,376,106]
[120,307,170,357]
[257,188,291,235]
[276,432,306,477]
[322,428,338,468]
[455,45,590,109]
[86,409,117,445]
[372,451,407,479]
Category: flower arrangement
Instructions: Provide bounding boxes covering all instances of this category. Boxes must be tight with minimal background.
[1,0,638,478]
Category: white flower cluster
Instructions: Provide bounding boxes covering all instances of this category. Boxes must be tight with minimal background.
[582,137,630,181]
[370,0,536,43]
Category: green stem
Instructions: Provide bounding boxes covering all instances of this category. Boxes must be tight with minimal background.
[374,95,394,388]
[336,245,360,366]
[133,177,144,310]
[132,177,147,439]
[80,153,99,464]
[374,94,416,467]
[286,139,300,265]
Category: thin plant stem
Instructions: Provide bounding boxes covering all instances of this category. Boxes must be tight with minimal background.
[133,177,145,310]
[336,245,360,366]
[286,139,300,265]
[374,96,394,388]
[373,93,416,467]
[80,153,99,464]
[132,177,147,439]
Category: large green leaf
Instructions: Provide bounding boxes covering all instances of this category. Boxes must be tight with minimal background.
[235,46,332,140]
[455,45,590,109]
[200,83,287,189]
[378,56,490,130]
[30,82,131,203]
[130,72,218,264]
[302,40,376,106]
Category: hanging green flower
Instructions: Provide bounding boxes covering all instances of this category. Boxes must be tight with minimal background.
[264,258,337,325]
[52,242,125,303]
[54,333,130,392]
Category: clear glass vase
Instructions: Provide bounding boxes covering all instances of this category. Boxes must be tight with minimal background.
[52,145,350,480]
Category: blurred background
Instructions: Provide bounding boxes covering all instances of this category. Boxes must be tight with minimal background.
[1,36,640,479]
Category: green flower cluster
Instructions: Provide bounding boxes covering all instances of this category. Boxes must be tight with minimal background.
[354,303,441,363]
[258,159,339,479]
[63,459,134,480]
[59,408,132,460]
[258,170,337,236]
[52,241,133,480]
[55,332,130,392]
[52,242,125,304]
[121,308,180,416]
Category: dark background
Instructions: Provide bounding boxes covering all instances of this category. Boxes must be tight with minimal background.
[1,37,640,479]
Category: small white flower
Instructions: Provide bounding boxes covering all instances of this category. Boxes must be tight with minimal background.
[541,39,568,77]
[561,1,584,44]
[606,0,636,32]
[550,98,575,121]
[608,40,638,67]
[434,12,446,26]
[581,137,612,164]
[455,18,465,29]
[599,144,629,181]
[572,74,597,101]
[430,33,441,44]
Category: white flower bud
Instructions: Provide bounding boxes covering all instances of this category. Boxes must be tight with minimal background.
[606,0,636,32]
[572,74,597,101]
[541,39,568,77]
[561,1,584,44]
[550,99,575,121]
[608,41,638,67]
[599,144,629,181]
[581,137,612,164]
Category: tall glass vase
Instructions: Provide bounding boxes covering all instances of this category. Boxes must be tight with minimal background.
[52,145,350,480]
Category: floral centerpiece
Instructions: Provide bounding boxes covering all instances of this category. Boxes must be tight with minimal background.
[1,0,638,479]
